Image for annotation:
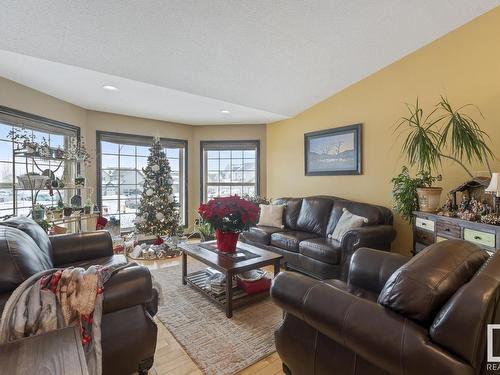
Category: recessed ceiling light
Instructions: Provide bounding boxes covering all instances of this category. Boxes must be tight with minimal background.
[102,85,118,91]
[221,110,230,114]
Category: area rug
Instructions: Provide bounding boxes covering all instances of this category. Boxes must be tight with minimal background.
[151,262,283,375]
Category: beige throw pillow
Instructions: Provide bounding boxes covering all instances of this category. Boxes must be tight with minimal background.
[329,208,368,241]
[257,204,285,228]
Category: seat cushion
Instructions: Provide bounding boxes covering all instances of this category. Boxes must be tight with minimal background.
[299,237,342,265]
[242,226,283,245]
[271,231,318,253]
[326,279,379,302]
[378,240,488,324]
[61,254,128,269]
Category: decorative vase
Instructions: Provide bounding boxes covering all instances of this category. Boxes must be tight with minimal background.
[416,187,443,212]
[215,230,239,253]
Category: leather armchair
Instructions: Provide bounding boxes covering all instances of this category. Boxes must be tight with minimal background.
[271,241,500,375]
[0,217,158,375]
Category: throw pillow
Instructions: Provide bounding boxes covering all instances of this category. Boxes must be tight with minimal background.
[329,208,368,241]
[257,204,285,228]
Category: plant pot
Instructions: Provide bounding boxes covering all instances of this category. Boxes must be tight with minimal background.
[84,206,91,214]
[215,230,239,253]
[63,207,73,217]
[32,209,45,222]
[416,187,443,212]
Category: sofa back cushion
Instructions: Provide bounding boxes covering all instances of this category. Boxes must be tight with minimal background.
[377,240,488,324]
[0,216,53,260]
[0,226,53,293]
[326,199,392,235]
[296,197,334,236]
[273,198,303,230]
[429,251,500,367]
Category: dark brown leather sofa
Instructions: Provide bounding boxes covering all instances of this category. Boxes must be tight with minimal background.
[240,196,396,280]
[0,217,158,375]
[271,240,500,375]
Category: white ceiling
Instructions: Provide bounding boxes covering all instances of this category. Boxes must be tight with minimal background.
[0,1,498,125]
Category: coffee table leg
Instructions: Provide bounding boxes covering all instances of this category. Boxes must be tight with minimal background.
[182,251,187,285]
[274,260,281,277]
[225,271,233,318]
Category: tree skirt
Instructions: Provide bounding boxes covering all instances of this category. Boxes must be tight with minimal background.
[151,262,283,375]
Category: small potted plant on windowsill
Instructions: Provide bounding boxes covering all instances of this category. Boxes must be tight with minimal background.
[394,96,494,213]
[32,204,45,222]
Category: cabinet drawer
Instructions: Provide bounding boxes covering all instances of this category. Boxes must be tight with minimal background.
[436,220,461,239]
[415,228,434,246]
[464,229,496,248]
[415,217,435,232]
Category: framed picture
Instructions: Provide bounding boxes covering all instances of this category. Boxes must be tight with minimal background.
[304,123,362,176]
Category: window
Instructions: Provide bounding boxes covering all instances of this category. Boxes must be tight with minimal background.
[0,106,79,218]
[201,140,260,202]
[97,131,187,232]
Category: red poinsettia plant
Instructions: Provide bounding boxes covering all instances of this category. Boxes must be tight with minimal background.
[198,195,259,233]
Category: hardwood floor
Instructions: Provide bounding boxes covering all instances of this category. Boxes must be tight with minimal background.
[135,255,283,375]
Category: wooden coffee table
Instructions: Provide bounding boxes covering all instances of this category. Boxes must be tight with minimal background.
[179,241,283,318]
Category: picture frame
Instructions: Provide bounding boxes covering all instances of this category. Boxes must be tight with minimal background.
[304,123,362,176]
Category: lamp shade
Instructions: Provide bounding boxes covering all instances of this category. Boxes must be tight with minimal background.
[486,173,500,193]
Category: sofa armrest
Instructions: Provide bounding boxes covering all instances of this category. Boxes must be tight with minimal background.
[103,265,154,314]
[50,231,113,266]
[271,272,472,374]
[347,248,408,294]
[341,225,396,253]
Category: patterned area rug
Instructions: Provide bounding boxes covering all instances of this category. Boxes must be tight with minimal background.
[151,262,283,375]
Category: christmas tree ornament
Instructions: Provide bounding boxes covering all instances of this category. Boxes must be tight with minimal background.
[155,212,165,220]
[152,164,160,172]
[146,188,154,196]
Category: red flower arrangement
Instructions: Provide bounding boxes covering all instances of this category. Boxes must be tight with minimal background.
[198,196,259,252]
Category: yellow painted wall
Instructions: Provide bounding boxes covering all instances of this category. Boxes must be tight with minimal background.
[266,7,500,255]
[0,77,266,229]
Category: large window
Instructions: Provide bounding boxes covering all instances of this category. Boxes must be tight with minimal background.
[0,106,79,218]
[97,131,187,232]
[201,140,260,202]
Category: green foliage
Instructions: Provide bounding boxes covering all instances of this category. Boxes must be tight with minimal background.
[391,166,440,222]
[395,97,494,177]
[195,219,215,241]
[37,219,50,233]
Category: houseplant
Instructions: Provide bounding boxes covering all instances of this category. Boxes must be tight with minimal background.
[391,166,441,221]
[395,97,494,212]
[194,216,215,241]
[198,195,259,253]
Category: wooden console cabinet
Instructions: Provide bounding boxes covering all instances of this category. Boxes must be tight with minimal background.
[413,211,500,255]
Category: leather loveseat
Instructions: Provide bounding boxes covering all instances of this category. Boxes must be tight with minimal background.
[271,240,500,375]
[0,217,158,375]
[240,196,396,280]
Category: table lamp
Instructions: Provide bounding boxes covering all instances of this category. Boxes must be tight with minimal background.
[486,172,500,215]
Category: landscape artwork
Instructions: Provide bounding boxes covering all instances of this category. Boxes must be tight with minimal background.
[305,124,362,175]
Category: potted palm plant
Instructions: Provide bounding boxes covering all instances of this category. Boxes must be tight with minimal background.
[395,97,494,212]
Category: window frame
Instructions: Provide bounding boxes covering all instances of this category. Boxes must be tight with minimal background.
[200,140,260,202]
[96,130,188,231]
[0,105,80,217]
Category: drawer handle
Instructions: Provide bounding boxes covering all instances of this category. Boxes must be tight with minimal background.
[474,236,482,240]
[421,222,426,226]
[444,228,450,232]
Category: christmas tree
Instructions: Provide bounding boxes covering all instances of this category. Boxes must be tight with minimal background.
[135,137,181,241]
